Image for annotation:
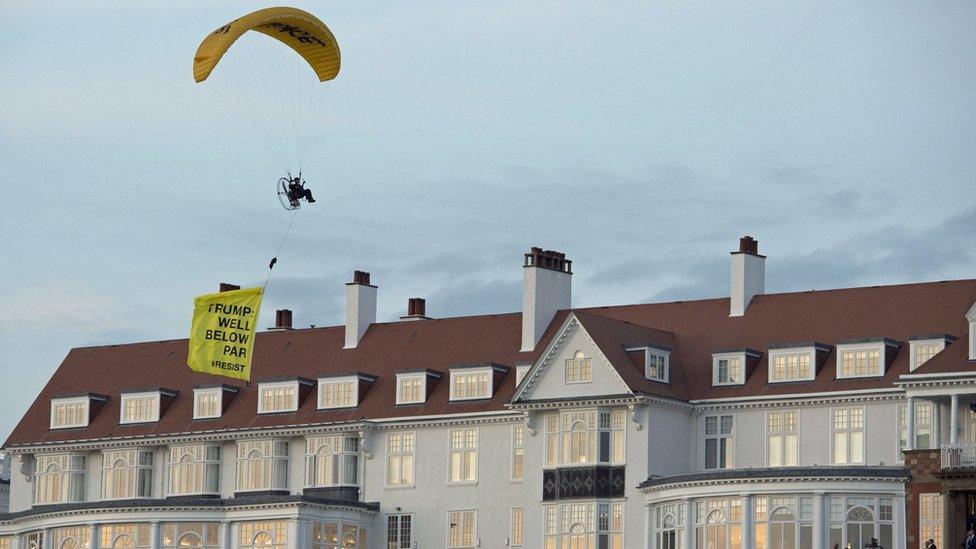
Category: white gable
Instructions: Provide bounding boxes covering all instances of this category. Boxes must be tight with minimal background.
[512,314,632,402]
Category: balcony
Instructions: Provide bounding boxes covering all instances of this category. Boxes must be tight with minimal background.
[941,443,976,469]
[542,465,625,501]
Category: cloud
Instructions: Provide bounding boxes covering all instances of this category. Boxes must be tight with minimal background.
[423,278,522,319]
[0,285,140,333]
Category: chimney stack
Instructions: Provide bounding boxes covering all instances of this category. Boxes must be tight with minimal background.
[345,271,377,349]
[219,282,241,292]
[269,309,293,331]
[400,297,430,321]
[730,236,765,317]
[521,247,572,352]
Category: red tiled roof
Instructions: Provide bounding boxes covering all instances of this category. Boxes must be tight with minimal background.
[5,279,976,448]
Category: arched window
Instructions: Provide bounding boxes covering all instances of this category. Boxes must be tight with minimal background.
[59,538,79,549]
[236,440,289,492]
[101,449,153,500]
[240,521,286,549]
[113,534,135,549]
[177,533,201,548]
[846,506,876,548]
[566,351,592,383]
[168,444,221,496]
[659,514,677,549]
[161,522,219,549]
[769,507,797,549]
[306,435,360,487]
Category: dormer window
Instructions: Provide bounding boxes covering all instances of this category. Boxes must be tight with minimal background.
[565,350,592,383]
[319,376,357,409]
[50,395,105,430]
[908,334,956,371]
[712,349,761,386]
[835,339,900,379]
[193,385,237,420]
[397,374,424,404]
[626,345,671,383]
[767,343,829,383]
[119,389,176,424]
[449,364,507,401]
[257,379,313,414]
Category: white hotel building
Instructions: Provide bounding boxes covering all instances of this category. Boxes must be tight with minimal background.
[2,237,975,549]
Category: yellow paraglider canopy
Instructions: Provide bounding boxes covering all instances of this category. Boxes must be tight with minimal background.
[193,6,341,83]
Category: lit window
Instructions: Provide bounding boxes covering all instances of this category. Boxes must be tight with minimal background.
[919,493,943,549]
[0,537,10,549]
[447,510,477,548]
[257,382,297,414]
[767,411,798,467]
[101,524,151,549]
[193,389,222,419]
[841,349,881,377]
[34,453,86,505]
[654,503,683,549]
[235,440,289,492]
[101,448,153,500]
[120,392,161,424]
[168,444,221,496]
[161,523,220,549]
[50,397,90,429]
[704,415,734,469]
[386,432,415,487]
[449,428,478,483]
[565,351,592,383]
[713,352,752,386]
[511,508,523,547]
[239,521,286,549]
[898,402,934,451]
[832,407,865,464]
[543,502,624,548]
[396,375,424,405]
[318,379,357,409]
[512,425,525,481]
[769,351,813,382]
[386,515,413,549]
[310,522,362,549]
[645,350,669,383]
[451,370,491,400]
[910,338,948,371]
[50,527,91,549]
[305,435,359,487]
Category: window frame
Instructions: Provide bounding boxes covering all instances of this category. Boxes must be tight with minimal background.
[908,338,946,371]
[386,514,413,549]
[767,347,817,383]
[512,424,525,481]
[712,352,746,386]
[304,434,360,488]
[448,427,479,485]
[235,439,290,493]
[835,342,886,379]
[316,376,359,410]
[385,431,416,488]
[119,391,162,424]
[766,410,799,467]
[511,507,523,547]
[193,388,223,420]
[449,367,493,401]
[446,509,478,549]
[167,443,222,497]
[34,453,87,505]
[256,381,299,414]
[50,396,90,430]
[831,406,866,465]
[565,350,593,384]
[395,373,426,405]
[703,414,734,470]
[100,447,154,500]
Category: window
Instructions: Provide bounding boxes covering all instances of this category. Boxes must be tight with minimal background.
[767,411,798,467]
[714,355,743,386]
[305,435,359,487]
[545,409,625,466]
[899,402,934,451]
[34,453,86,505]
[396,375,424,405]
[704,414,734,469]
[655,503,684,549]
[646,350,669,383]
[24,533,43,549]
[969,408,976,444]
[193,389,222,419]
[235,440,289,492]
[451,370,491,400]
[239,521,286,549]
[161,523,219,549]
[545,502,623,549]
[257,382,297,413]
[311,521,364,549]
[511,508,523,547]
[840,348,882,378]
[919,493,943,549]
[386,515,412,549]
[695,498,743,549]
[319,378,357,409]
[752,495,815,549]
[515,364,531,386]
[386,432,415,487]
[910,339,945,371]
[101,448,153,500]
[832,407,865,464]
[827,496,894,549]
[512,425,524,481]
[51,526,91,549]
[449,428,477,483]
[120,392,161,424]
[0,537,10,549]
[447,510,477,548]
[769,350,813,382]
[168,444,221,496]
[50,397,89,429]
[101,524,151,549]
[565,350,592,383]
[599,409,627,463]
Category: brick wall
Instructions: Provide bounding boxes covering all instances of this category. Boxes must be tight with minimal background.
[903,449,942,549]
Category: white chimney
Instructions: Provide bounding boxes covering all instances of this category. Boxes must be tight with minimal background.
[521,247,572,352]
[730,236,765,317]
[345,271,376,349]
[967,301,976,360]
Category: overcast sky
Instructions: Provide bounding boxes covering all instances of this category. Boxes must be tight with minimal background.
[1,1,975,442]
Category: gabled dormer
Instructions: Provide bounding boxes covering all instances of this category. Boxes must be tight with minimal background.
[256,377,314,414]
[119,388,177,424]
[193,384,239,419]
[835,338,900,379]
[395,369,443,405]
[317,372,376,409]
[449,363,509,401]
[767,342,831,383]
[711,349,762,386]
[907,334,957,371]
[49,393,108,430]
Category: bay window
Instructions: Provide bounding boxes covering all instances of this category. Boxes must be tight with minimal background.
[168,444,221,496]
[101,448,153,500]
[544,501,623,549]
[34,453,86,505]
[101,524,151,549]
[827,495,895,549]
[545,409,626,466]
[305,435,360,487]
[695,498,742,549]
[236,440,289,492]
[240,521,286,549]
[161,523,220,549]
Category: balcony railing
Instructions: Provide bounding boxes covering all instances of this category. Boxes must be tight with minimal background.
[941,443,976,469]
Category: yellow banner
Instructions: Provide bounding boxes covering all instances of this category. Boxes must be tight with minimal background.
[188,287,263,381]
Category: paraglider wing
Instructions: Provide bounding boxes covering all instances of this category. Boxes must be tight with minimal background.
[193,6,341,83]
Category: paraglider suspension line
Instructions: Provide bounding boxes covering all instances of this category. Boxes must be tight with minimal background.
[265,209,300,289]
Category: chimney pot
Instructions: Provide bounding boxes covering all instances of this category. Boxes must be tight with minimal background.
[352,271,371,285]
[408,298,426,317]
[274,309,293,329]
[219,282,241,293]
